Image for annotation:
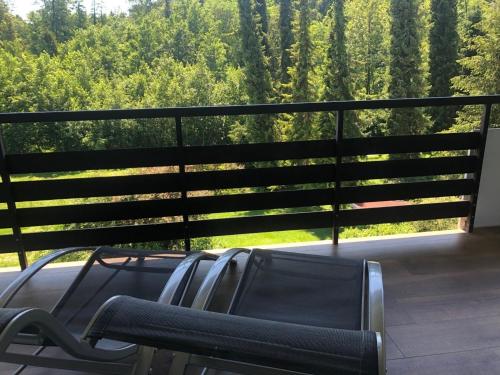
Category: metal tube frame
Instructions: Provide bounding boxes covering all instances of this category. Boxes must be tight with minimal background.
[367,261,385,375]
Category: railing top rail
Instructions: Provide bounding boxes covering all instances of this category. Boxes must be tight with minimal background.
[0,95,499,124]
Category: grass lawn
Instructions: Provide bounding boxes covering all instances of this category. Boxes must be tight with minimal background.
[208,228,332,249]
[206,218,457,250]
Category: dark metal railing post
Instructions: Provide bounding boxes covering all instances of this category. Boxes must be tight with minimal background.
[467,103,492,233]
[0,132,27,269]
[175,116,191,251]
[333,110,344,245]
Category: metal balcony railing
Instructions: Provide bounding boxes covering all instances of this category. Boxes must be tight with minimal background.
[0,95,499,269]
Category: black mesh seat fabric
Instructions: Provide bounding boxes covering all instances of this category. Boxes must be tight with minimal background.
[88,295,379,375]
[231,250,364,330]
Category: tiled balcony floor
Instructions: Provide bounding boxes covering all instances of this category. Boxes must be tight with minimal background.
[1,227,500,374]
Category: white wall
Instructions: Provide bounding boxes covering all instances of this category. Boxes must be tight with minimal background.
[475,128,500,228]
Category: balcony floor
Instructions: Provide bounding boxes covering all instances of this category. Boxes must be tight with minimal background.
[1,227,500,374]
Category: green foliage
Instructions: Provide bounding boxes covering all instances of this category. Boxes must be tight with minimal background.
[0,0,494,148]
[453,0,500,130]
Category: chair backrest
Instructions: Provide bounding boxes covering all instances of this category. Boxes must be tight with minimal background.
[228,250,365,330]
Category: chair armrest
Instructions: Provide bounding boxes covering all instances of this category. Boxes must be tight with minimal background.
[86,295,380,375]
[0,307,136,362]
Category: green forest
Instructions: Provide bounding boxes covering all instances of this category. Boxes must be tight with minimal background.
[0,0,499,153]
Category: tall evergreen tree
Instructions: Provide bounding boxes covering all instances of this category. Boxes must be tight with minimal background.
[458,3,483,76]
[279,0,293,85]
[290,0,312,140]
[387,0,426,136]
[237,0,273,142]
[254,0,271,56]
[428,0,459,132]
[319,0,360,138]
[346,0,388,97]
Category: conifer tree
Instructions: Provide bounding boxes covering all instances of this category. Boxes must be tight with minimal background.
[319,0,360,139]
[279,0,293,85]
[255,0,271,57]
[387,0,426,136]
[428,0,459,132]
[237,0,273,142]
[290,0,312,140]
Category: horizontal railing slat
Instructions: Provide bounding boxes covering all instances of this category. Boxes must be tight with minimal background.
[343,133,481,156]
[339,201,470,226]
[16,199,184,227]
[19,211,333,250]
[186,189,332,215]
[188,211,333,238]
[7,140,336,174]
[339,179,475,203]
[11,165,335,202]
[0,235,16,253]
[7,148,182,174]
[185,164,335,191]
[341,156,477,180]
[21,222,186,251]
[0,185,7,203]
[15,189,334,227]
[12,174,183,202]
[184,140,335,165]
[0,210,11,228]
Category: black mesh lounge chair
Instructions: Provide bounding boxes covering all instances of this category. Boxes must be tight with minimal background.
[0,246,217,374]
[84,249,385,374]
